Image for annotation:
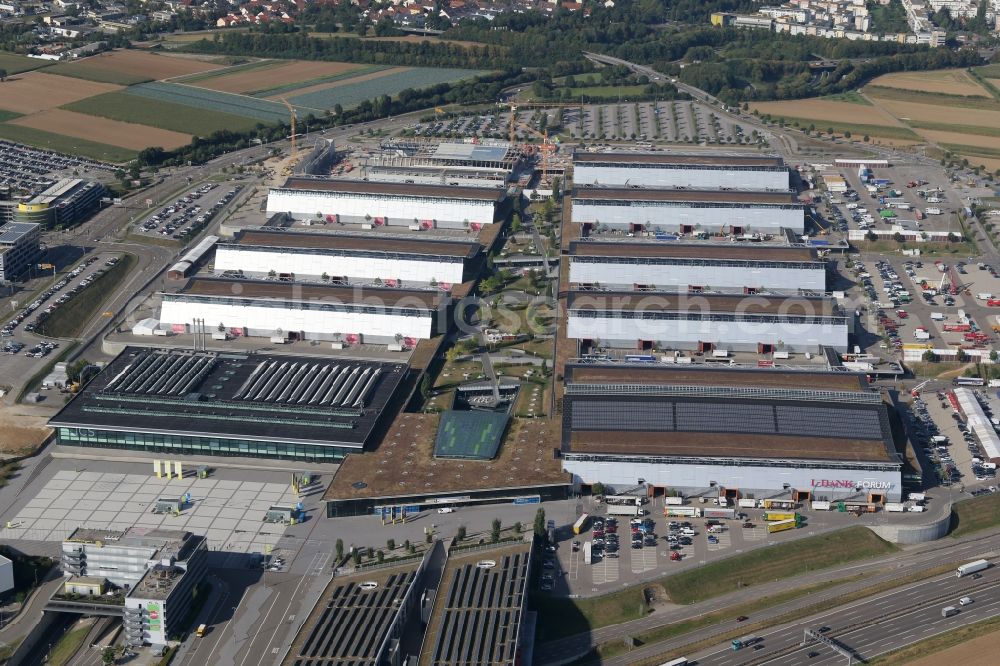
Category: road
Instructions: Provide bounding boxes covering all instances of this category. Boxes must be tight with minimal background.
[535,527,1000,665]
[689,564,1000,666]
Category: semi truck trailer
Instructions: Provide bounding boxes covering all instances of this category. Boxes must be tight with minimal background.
[762,511,797,521]
[767,518,799,533]
[956,559,990,577]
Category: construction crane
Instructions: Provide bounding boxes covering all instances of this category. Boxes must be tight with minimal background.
[280,97,298,157]
[515,122,556,183]
[505,101,579,145]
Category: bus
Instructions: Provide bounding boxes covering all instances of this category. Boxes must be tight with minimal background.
[573,513,589,535]
[196,624,207,638]
[732,635,759,650]
[955,377,985,386]
[659,659,688,666]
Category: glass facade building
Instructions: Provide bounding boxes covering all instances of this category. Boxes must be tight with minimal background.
[56,427,353,462]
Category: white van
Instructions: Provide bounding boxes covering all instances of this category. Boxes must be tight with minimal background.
[680,527,696,537]
[960,596,974,606]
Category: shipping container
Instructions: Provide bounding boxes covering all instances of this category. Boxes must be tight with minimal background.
[762,511,797,521]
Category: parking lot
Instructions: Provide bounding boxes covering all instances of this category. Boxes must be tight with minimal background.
[134,183,242,240]
[0,139,115,194]
[405,102,759,145]
[541,499,898,595]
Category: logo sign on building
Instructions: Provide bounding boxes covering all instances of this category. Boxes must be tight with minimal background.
[147,603,161,631]
[811,479,892,490]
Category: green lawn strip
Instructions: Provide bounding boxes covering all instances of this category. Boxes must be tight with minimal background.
[37,254,136,339]
[559,85,648,99]
[577,561,958,666]
[865,85,1000,111]
[0,124,136,163]
[866,614,1000,664]
[662,527,897,605]
[0,51,52,74]
[940,143,1000,160]
[950,490,1000,537]
[974,64,1000,77]
[62,91,260,135]
[965,67,1000,102]
[535,527,896,642]
[766,114,919,141]
[247,64,388,97]
[0,110,21,123]
[44,62,152,85]
[821,90,872,105]
[171,58,280,84]
[908,120,1000,138]
[48,622,93,666]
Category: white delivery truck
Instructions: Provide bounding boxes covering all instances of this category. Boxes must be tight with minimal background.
[885,503,906,512]
[605,504,642,517]
[925,207,942,215]
[931,312,945,321]
[956,559,990,577]
[942,606,959,617]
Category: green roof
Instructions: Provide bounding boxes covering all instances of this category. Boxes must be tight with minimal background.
[433,411,509,460]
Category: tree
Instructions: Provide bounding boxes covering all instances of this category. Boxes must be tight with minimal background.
[491,518,502,543]
[376,550,385,563]
[957,349,969,363]
[533,508,546,538]
[0,69,7,82]
[990,350,998,362]
[592,481,605,496]
[102,646,116,665]
[352,549,361,566]
[922,350,937,362]
[514,521,522,534]
[456,525,467,541]
[387,538,395,551]
[335,539,344,560]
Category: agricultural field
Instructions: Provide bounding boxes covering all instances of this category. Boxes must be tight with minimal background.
[869,69,989,97]
[0,72,121,114]
[286,66,485,110]
[8,109,192,150]
[124,82,291,123]
[48,50,224,83]
[63,91,261,135]
[187,60,376,95]
[751,67,1000,172]
[0,51,52,75]
[0,124,138,163]
[0,48,488,162]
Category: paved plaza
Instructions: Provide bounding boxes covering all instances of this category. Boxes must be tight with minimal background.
[0,469,299,555]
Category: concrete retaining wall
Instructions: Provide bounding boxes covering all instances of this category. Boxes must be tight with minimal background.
[866,504,953,544]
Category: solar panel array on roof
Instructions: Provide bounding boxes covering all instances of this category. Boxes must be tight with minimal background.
[290,570,417,666]
[430,550,528,666]
[103,350,218,397]
[233,360,380,409]
[567,398,886,441]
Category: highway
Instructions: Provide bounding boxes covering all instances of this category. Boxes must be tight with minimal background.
[691,565,1000,666]
[539,527,1000,665]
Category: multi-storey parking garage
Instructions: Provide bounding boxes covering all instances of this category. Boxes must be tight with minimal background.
[568,240,827,292]
[265,178,506,229]
[214,229,480,287]
[159,278,448,343]
[572,152,791,190]
[571,186,804,235]
[560,364,907,502]
[566,291,849,353]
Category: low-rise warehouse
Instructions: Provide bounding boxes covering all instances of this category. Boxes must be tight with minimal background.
[214,229,480,287]
[48,347,408,461]
[573,151,790,190]
[159,278,449,343]
[568,240,826,292]
[266,178,506,229]
[571,186,804,235]
[566,291,848,353]
[560,364,906,501]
